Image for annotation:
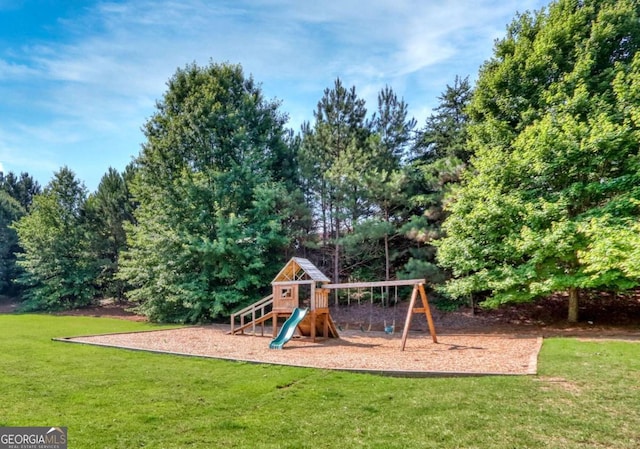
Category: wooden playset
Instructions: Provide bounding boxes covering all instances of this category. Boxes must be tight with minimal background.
[230,257,437,350]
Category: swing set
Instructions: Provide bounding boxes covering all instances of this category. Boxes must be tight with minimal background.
[324,279,438,350]
[345,284,394,331]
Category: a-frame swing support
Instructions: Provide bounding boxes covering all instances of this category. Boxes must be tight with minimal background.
[324,279,438,350]
[400,283,437,350]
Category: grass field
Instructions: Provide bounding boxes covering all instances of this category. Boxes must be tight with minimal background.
[1,314,639,448]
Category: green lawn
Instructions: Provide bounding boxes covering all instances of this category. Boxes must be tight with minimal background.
[1,315,639,448]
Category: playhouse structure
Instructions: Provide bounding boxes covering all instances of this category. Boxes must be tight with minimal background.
[230,257,339,341]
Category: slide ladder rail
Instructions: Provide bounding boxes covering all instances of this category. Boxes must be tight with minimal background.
[230,294,274,335]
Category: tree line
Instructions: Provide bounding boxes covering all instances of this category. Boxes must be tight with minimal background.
[2,0,639,323]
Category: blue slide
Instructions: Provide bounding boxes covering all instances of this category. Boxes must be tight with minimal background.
[269,308,309,350]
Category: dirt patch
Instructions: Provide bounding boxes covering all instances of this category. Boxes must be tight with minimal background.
[0,297,146,321]
[0,296,18,314]
[55,299,146,322]
[534,376,582,394]
[329,293,640,340]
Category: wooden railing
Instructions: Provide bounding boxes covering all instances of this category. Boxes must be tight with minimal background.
[229,294,274,335]
[314,288,329,309]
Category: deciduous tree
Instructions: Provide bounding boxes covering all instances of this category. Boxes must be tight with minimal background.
[437,0,640,322]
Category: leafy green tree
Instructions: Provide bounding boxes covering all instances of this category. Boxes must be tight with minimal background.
[0,171,41,295]
[0,191,24,295]
[577,50,640,285]
[119,62,299,323]
[13,167,96,310]
[437,0,640,321]
[578,216,640,285]
[85,166,136,300]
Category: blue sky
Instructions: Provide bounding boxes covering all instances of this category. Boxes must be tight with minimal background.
[1,0,549,192]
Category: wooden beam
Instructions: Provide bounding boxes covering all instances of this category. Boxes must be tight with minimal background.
[324,279,425,289]
[271,280,315,286]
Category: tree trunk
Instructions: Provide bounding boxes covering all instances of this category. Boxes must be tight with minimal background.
[469,294,475,316]
[384,231,390,306]
[321,181,328,246]
[568,287,579,323]
[333,216,340,306]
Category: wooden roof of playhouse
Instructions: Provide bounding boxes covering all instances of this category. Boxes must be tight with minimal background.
[272,257,330,284]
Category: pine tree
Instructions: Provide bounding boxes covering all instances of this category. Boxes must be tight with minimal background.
[0,171,41,211]
[13,167,96,310]
[402,76,472,290]
[299,78,370,285]
[342,86,417,284]
[0,191,24,295]
[119,62,300,323]
[85,166,136,300]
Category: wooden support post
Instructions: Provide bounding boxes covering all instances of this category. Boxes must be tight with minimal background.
[400,283,438,351]
[272,313,278,338]
[419,283,438,343]
[252,308,256,336]
[400,285,418,351]
[323,313,329,339]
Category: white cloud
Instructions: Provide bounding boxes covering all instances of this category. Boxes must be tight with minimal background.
[0,127,59,175]
[0,59,40,79]
[0,0,550,188]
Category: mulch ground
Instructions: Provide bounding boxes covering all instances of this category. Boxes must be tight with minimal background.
[61,326,542,376]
